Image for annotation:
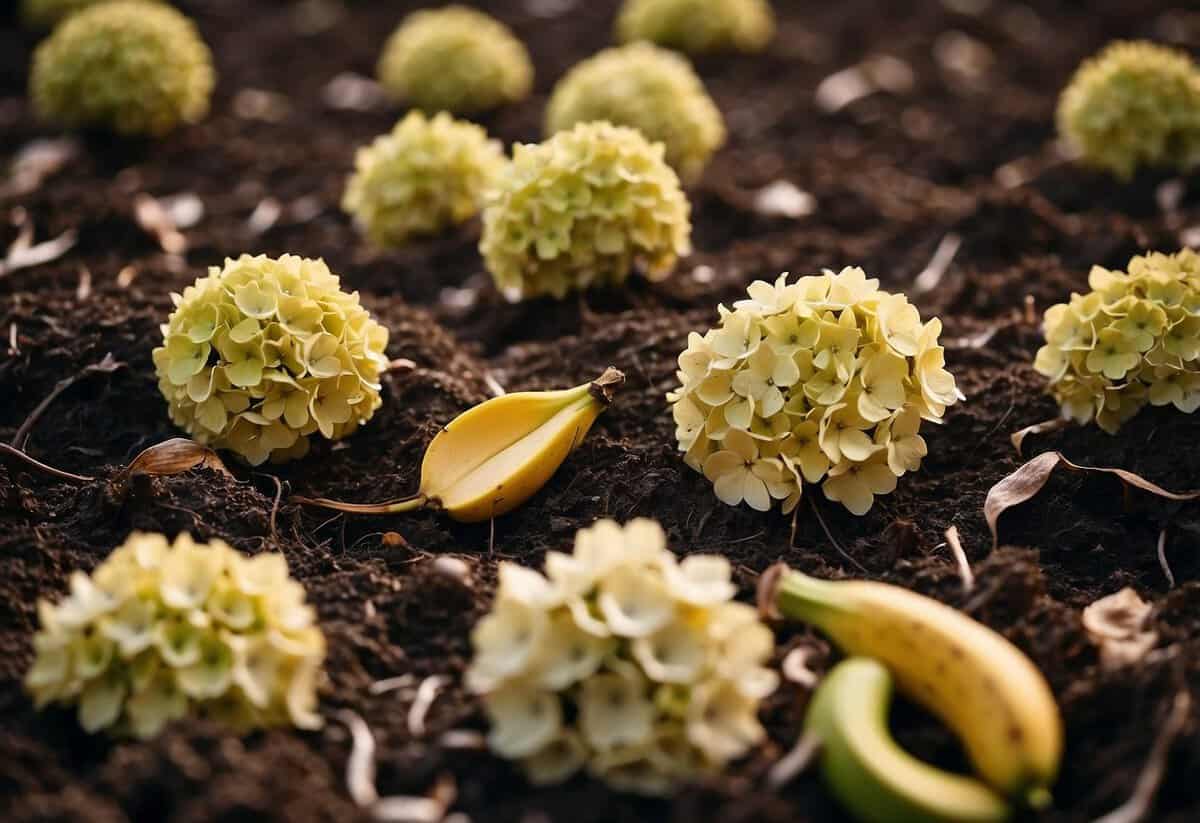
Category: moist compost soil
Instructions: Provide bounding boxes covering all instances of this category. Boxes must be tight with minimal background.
[3,1,1200,821]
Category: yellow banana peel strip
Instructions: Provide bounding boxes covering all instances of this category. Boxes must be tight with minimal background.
[294,368,624,523]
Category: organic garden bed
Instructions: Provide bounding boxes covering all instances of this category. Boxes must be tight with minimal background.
[3,1,1200,821]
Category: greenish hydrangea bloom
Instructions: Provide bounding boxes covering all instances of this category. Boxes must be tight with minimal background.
[668,269,962,516]
[480,122,692,300]
[377,5,533,114]
[30,1,214,137]
[343,111,506,249]
[21,0,164,28]
[616,0,774,55]
[152,254,390,465]
[25,532,326,738]
[1057,41,1200,179]
[546,43,726,185]
[1034,249,1200,433]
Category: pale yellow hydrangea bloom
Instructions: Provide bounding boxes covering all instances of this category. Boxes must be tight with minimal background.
[668,268,963,516]
[466,518,777,795]
[29,1,213,137]
[377,5,533,115]
[1034,249,1200,433]
[153,254,389,465]
[545,43,726,184]
[1057,41,1200,179]
[480,121,692,300]
[25,532,325,738]
[343,111,506,249]
[616,0,775,56]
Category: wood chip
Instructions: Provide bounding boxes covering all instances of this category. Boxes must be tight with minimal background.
[0,227,77,277]
[336,709,379,807]
[753,181,816,219]
[912,233,961,294]
[408,675,449,738]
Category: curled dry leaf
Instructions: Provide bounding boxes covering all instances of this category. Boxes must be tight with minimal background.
[1009,417,1070,456]
[1082,588,1158,669]
[984,451,1200,549]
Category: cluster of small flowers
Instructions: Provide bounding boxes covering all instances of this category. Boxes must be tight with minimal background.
[480,121,692,300]
[342,111,506,249]
[377,5,533,115]
[1034,249,1200,433]
[152,254,390,465]
[545,43,726,185]
[466,519,777,795]
[30,1,214,137]
[668,268,962,516]
[616,0,775,55]
[25,533,325,739]
[1057,41,1200,179]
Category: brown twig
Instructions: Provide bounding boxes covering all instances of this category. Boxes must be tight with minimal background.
[1156,528,1174,590]
[1092,690,1191,823]
[0,442,94,482]
[809,495,866,573]
[11,353,123,449]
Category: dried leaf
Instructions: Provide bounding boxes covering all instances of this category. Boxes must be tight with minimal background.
[1,138,80,199]
[121,438,232,482]
[0,228,77,276]
[1082,587,1158,669]
[985,452,1200,548]
[1010,417,1069,456]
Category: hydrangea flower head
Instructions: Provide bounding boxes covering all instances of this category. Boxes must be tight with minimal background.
[25,532,325,738]
[343,111,506,249]
[546,43,726,184]
[616,0,775,55]
[466,518,777,795]
[377,5,533,114]
[480,121,692,300]
[1057,41,1200,179]
[153,254,389,465]
[1034,249,1200,432]
[30,1,214,137]
[668,268,963,516]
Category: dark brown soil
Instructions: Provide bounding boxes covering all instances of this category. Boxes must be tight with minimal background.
[3,1,1200,821]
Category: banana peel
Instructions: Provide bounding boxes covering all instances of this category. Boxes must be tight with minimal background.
[759,564,1061,812]
[294,368,624,523]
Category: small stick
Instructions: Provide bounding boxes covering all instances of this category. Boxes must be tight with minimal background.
[407,675,449,738]
[11,353,122,449]
[1092,690,1191,823]
[1156,528,1174,590]
[809,496,866,573]
[945,526,975,593]
[0,442,94,482]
